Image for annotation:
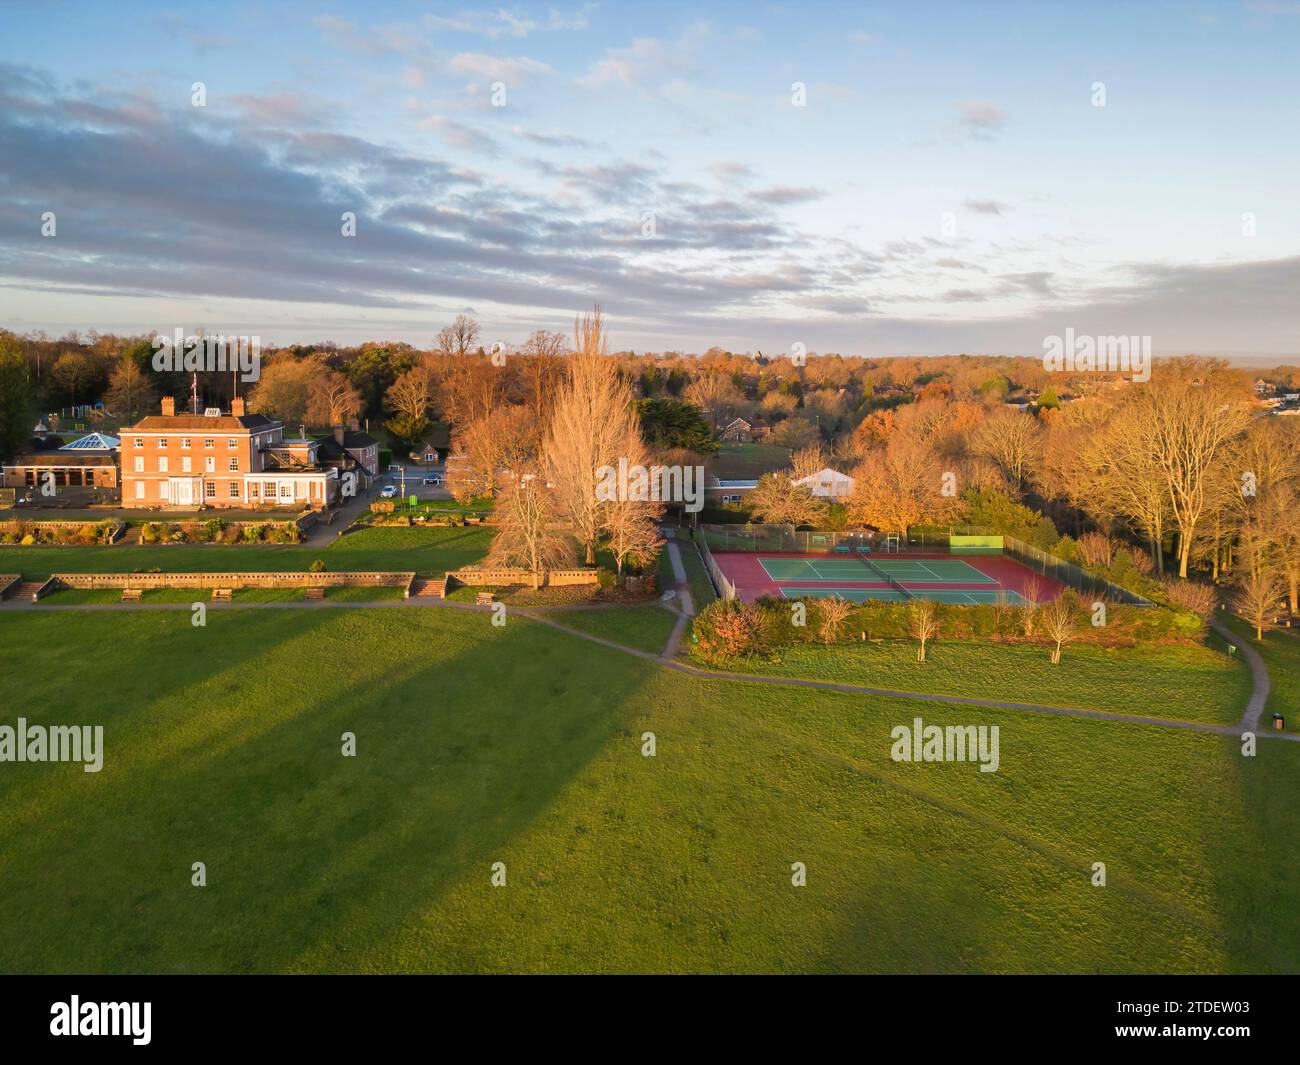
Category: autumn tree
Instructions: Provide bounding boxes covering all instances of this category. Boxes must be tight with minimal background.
[447,406,538,502]
[249,354,318,425]
[385,365,434,445]
[306,368,363,427]
[0,333,33,462]
[745,473,829,527]
[846,434,957,536]
[104,351,156,425]
[52,351,93,407]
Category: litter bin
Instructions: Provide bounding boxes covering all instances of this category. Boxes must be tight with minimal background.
[1273,714,1285,731]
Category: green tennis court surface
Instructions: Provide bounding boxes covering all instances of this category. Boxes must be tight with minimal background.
[758,556,996,584]
[778,587,1030,605]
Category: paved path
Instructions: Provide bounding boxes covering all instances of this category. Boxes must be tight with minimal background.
[5,595,1294,744]
[1210,618,1272,731]
[659,537,696,660]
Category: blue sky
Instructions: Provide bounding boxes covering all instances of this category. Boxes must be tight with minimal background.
[1,0,1298,356]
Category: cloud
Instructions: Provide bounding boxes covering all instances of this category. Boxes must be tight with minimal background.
[956,100,1006,140]
[963,198,1010,215]
[577,23,710,90]
[510,126,599,150]
[752,186,825,206]
[416,116,501,155]
[447,52,553,83]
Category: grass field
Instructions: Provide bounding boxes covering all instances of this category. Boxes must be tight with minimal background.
[689,638,1249,725]
[548,605,679,654]
[706,442,792,480]
[0,607,1295,974]
[0,526,492,580]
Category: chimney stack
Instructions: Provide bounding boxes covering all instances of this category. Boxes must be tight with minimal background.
[231,396,246,417]
[161,396,175,417]
[334,425,345,446]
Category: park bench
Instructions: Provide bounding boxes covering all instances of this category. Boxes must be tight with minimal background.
[304,587,325,600]
[211,588,233,602]
[833,544,853,556]
[120,588,143,602]
[476,591,495,606]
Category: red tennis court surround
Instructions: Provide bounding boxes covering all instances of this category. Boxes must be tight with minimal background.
[711,550,1065,604]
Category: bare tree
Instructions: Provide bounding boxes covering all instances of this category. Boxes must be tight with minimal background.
[1234,564,1283,641]
[972,406,1043,490]
[817,596,853,644]
[104,352,156,424]
[789,445,825,481]
[908,598,939,662]
[487,464,574,589]
[435,314,480,358]
[543,306,642,564]
[1039,592,1078,664]
[447,406,537,501]
[605,498,665,576]
[1124,361,1252,578]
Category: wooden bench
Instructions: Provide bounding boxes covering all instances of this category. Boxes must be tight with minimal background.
[304,587,325,600]
[120,588,143,602]
[476,591,495,606]
[212,588,233,602]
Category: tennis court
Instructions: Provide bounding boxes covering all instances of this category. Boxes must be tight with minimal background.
[758,556,995,585]
[709,547,1062,605]
[777,586,1031,605]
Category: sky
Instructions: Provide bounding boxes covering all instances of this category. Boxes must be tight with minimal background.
[1,0,1298,358]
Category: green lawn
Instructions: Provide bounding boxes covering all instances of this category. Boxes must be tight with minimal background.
[1221,614,1300,734]
[688,638,1249,725]
[706,442,792,480]
[548,605,678,655]
[0,526,491,580]
[0,607,1295,974]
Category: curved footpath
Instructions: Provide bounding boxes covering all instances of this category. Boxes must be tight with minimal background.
[6,594,1295,744]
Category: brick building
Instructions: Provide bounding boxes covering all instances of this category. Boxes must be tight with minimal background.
[119,397,338,509]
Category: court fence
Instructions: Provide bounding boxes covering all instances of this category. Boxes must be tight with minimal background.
[696,524,875,555]
[1001,535,1155,607]
[695,523,1156,608]
[691,527,736,600]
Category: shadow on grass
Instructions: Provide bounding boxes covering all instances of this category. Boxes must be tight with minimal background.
[0,607,656,973]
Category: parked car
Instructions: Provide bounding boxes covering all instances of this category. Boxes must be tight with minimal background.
[379,484,398,499]
[422,475,443,486]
